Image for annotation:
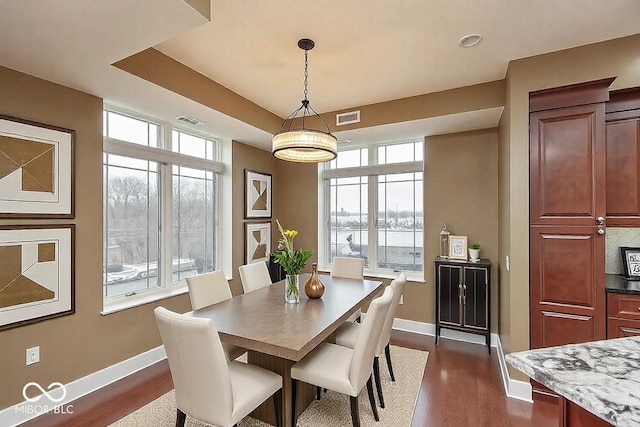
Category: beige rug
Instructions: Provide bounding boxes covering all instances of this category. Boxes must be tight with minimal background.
[110,346,427,427]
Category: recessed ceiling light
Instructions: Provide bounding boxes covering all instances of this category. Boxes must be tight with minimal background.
[459,34,482,48]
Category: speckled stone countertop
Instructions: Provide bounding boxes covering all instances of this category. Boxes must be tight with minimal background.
[506,337,640,427]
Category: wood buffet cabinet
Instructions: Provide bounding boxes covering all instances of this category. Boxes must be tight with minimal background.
[434,257,491,354]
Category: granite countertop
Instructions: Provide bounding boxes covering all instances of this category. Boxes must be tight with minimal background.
[607,274,640,295]
[506,337,640,427]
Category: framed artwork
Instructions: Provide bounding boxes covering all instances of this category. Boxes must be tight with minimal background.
[448,235,468,260]
[245,222,271,264]
[245,169,272,219]
[0,224,75,331]
[0,115,74,218]
[620,247,640,280]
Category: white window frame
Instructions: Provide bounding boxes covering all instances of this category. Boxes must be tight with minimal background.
[318,139,424,282]
[102,108,227,314]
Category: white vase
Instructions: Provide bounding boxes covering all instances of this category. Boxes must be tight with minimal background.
[469,248,480,261]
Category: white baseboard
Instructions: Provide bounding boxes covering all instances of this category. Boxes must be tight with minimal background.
[496,335,532,402]
[0,345,166,427]
[391,318,532,402]
[392,317,499,348]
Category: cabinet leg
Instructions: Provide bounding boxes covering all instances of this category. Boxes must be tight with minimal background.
[486,334,491,355]
[435,325,439,346]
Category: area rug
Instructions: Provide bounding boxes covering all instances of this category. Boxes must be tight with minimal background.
[110,346,427,427]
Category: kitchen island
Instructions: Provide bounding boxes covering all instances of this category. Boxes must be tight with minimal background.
[506,336,640,427]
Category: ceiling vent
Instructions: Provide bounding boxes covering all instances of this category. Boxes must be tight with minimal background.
[336,110,361,126]
[176,115,205,126]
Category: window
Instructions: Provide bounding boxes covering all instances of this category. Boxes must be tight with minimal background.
[103,110,223,308]
[321,140,423,278]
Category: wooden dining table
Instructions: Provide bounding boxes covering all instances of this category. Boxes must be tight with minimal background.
[186,273,384,427]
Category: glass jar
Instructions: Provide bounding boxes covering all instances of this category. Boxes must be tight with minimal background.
[439,224,450,258]
[285,274,300,303]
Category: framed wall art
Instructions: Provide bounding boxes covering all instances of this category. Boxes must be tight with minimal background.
[0,115,75,218]
[0,224,75,331]
[620,246,640,280]
[245,169,272,219]
[448,235,468,260]
[245,221,271,264]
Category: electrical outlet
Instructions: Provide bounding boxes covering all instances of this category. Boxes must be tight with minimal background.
[399,295,404,305]
[26,346,39,365]
[505,255,510,272]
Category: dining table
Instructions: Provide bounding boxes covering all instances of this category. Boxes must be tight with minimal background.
[186,273,384,427]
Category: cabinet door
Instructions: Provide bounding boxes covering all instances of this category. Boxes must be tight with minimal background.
[462,266,488,330]
[530,104,606,226]
[606,111,640,226]
[438,265,461,326]
[530,226,606,349]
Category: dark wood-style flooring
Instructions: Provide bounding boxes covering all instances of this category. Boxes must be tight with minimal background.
[21,330,557,427]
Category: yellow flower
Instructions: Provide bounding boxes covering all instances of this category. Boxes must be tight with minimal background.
[284,229,298,238]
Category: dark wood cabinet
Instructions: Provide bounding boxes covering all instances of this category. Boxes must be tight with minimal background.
[529,79,612,351]
[434,258,491,354]
[607,292,640,339]
[606,90,640,226]
[530,226,606,348]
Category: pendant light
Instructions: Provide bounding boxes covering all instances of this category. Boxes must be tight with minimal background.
[272,38,337,163]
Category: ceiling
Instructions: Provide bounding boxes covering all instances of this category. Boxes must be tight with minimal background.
[1,1,640,149]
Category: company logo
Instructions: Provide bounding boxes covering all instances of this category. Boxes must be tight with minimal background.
[16,382,73,416]
[22,382,67,403]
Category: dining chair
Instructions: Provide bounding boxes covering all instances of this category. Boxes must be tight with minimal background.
[336,272,407,409]
[291,286,393,427]
[239,261,272,293]
[331,257,366,323]
[186,270,246,361]
[154,307,283,427]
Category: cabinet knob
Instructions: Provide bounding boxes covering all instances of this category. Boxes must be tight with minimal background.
[597,228,605,235]
[596,216,605,225]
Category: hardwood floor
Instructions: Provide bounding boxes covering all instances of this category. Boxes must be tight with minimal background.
[21,330,557,427]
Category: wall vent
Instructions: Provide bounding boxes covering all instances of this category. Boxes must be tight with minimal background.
[336,110,360,126]
[176,115,205,126]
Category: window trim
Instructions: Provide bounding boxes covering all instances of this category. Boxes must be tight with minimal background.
[318,140,424,281]
[102,108,227,312]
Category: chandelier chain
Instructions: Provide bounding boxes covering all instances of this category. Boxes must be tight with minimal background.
[303,49,308,101]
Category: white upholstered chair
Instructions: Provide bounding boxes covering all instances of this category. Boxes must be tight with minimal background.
[186,271,246,361]
[291,286,393,427]
[331,257,366,323]
[154,307,283,427]
[239,261,272,294]
[336,272,407,409]
[331,256,366,280]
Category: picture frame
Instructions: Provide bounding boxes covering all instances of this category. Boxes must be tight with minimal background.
[245,221,271,264]
[245,169,272,219]
[0,115,75,218]
[448,235,468,260]
[0,224,75,331]
[620,246,640,280]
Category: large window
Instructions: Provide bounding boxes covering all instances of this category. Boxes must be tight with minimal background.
[103,110,223,306]
[322,140,423,278]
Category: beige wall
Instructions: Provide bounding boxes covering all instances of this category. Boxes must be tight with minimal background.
[230,141,279,294]
[0,66,192,409]
[421,129,499,329]
[502,34,640,380]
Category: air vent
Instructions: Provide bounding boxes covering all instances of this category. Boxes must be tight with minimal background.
[176,115,205,126]
[336,110,360,126]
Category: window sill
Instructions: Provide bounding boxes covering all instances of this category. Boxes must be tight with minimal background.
[101,283,189,315]
[318,267,425,284]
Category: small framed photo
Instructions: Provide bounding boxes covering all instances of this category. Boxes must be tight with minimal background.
[0,115,74,218]
[246,222,271,264]
[620,247,640,280]
[245,169,272,219]
[449,235,468,260]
